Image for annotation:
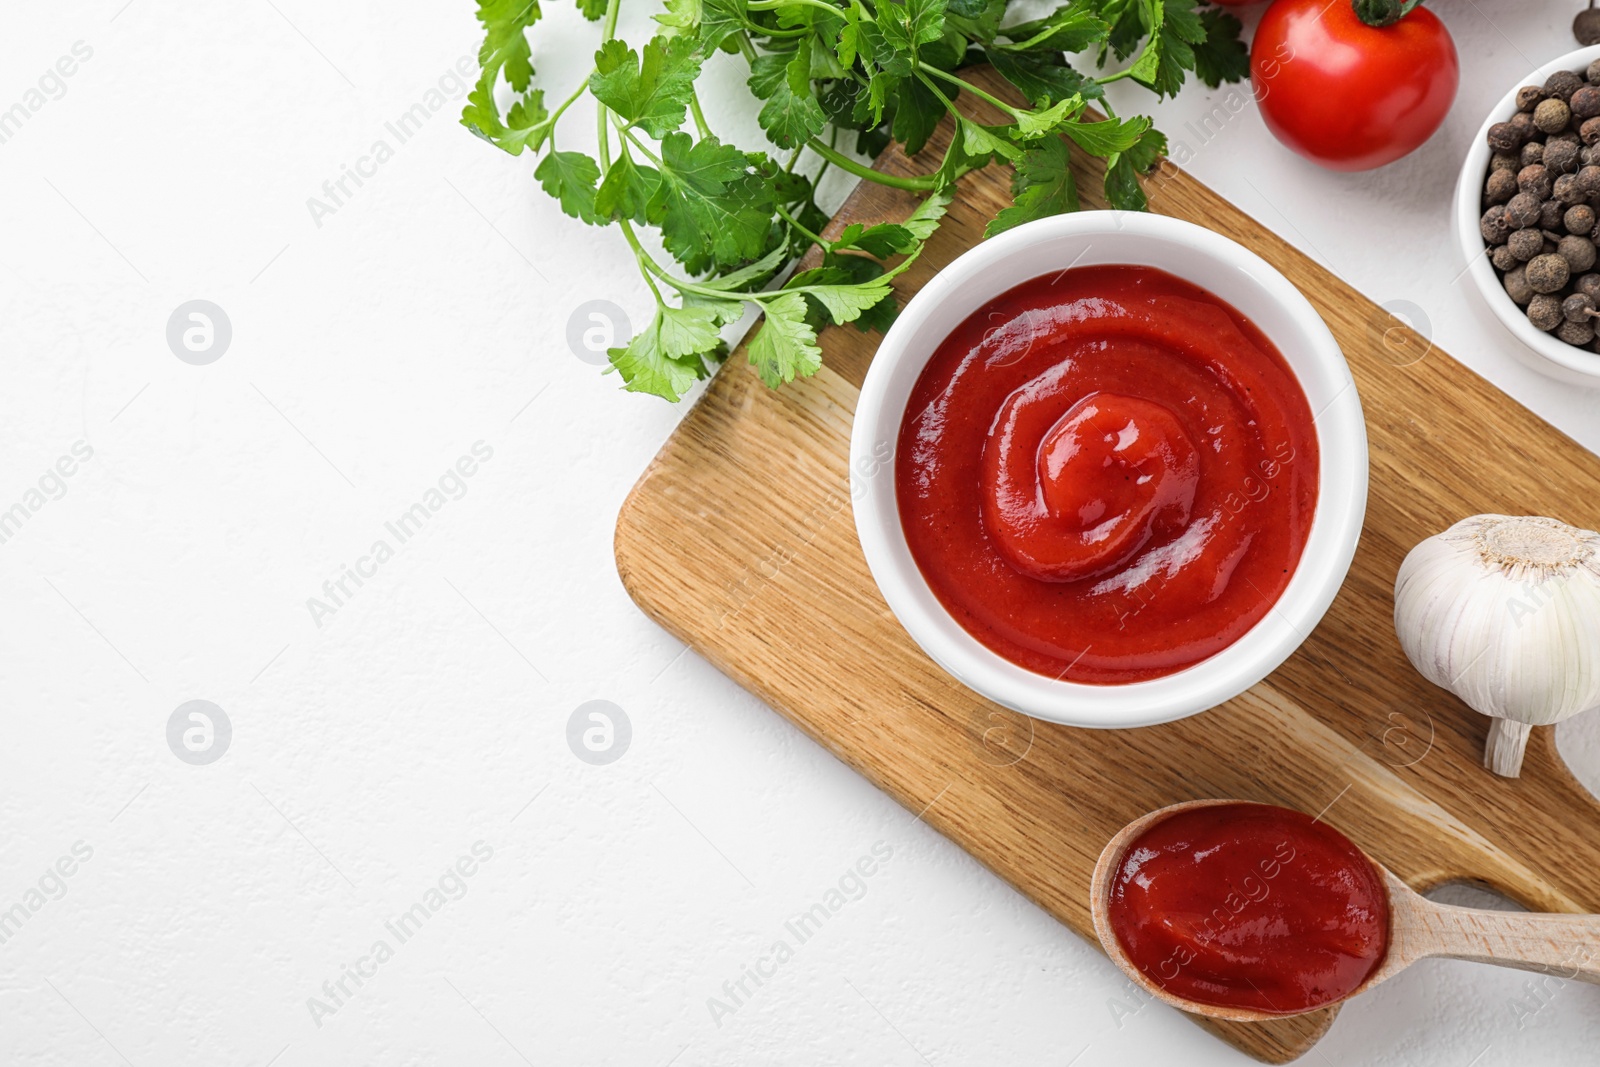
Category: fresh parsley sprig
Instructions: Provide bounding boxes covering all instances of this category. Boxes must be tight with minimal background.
[463,0,1248,401]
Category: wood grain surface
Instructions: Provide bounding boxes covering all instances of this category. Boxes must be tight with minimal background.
[613,70,1600,1063]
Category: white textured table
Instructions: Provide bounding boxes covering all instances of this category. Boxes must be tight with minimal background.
[3,2,1600,1065]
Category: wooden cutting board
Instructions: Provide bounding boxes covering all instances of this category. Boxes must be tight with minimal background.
[614,70,1600,1063]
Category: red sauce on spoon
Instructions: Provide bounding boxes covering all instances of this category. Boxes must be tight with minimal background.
[1106,802,1390,1015]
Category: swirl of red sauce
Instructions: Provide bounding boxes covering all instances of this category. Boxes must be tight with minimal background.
[896,265,1318,683]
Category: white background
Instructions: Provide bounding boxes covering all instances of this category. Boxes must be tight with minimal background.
[4,1,1600,1065]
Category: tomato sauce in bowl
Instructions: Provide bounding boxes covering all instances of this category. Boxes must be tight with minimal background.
[895,265,1319,684]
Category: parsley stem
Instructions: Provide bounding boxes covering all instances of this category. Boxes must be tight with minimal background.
[805,137,939,192]
[551,77,591,126]
[688,92,713,140]
[775,203,826,247]
[617,216,667,304]
[747,0,842,13]
[615,120,664,166]
[916,63,1019,119]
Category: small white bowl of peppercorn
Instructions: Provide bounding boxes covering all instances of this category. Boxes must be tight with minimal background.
[1457,44,1600,384]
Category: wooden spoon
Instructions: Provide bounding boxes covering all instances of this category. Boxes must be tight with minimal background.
[1089,799,1600,1022]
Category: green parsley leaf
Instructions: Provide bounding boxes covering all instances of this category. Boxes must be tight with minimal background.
[590,35,702,137]
[535,150,602,223]
[944,0,1007,43]
[986,136,1076,237]
[802,280,895,324]
[749,52,829,148]
[655,0,701,37]
[892,76,946,157]
[648,132,774,268]
[986,50,1104,107]
[1012,96,1082,140]
[998,7,1112,53]
[474,0,540,91]
[1103,149,1147,211]
[1129,0,1210,99]
[609,305,717,401]
[693,246,788,291]
[962,119,1022,161]
[747,291,821,387]
[575,0,606,18]
[462,79,551,155]
[901,188,953,241]
[879,0,947,55]
[1060,114,1150,155]
[1123,126,1168,172]
[833,222,916,257]
[1192,8,1249,88]
[595,152,660,224]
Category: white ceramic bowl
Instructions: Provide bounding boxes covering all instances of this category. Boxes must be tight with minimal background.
[1455,44,1600,386]
[850,212,1368,729]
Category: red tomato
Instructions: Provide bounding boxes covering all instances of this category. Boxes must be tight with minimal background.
[1250,0,1459,171]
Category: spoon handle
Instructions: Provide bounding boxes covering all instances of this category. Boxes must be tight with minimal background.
[1407,899,1600,984]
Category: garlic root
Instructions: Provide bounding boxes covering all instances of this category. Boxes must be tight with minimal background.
[1484,719,1534,778]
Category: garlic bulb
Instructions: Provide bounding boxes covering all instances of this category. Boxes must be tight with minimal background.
[1394,514,1600,777]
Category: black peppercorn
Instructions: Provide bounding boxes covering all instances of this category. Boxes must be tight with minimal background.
[1563,292,1597,321]
[1580,165,1600,197]
[1535,98,1571,134]
[1511,110,1539,141]
[1546,138,1582,174]
[1492,151,1522,173]
[1578,3,1600,47]
[1573,86,1600,120]
[1567,203,1596,234]
[1577,272,1600,302]
[1558,318,1595,345]
[1504,192,1542,229]
[1484,168,1518,204]
[1542,199,1567,231]
[1581,116,1600,144]
[1555,172,1585,203]
[1529,292,1565,330]
[1583,144,1600,166]
[1590,58,1600,84]
[1518,163,1554,198]
[1492,244,1521,271]
[1505,265,1535,305]
[1518,85,1546,112]
[1560,234,1597,272]
[1488,121,1524,151]
[1528,252,1573,292]
[1547,70,1584,101]
[1523,142,1547,167]
[1509,228,1545,261]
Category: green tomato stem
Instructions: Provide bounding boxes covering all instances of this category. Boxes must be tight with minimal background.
[1351,0,1424,27]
